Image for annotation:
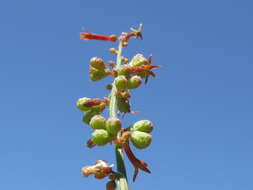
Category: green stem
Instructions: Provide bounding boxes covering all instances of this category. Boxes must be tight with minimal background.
[109,41,130,190]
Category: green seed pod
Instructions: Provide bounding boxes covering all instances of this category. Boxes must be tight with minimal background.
[76,97,91,111]
[130,131,152,149]
[129,54,148,67]
[106,118,122,138]
[82,110,99,124]
[89,67,109,81]
[115,76,128,91]
[117,97,131,114]
[131,120,153,133]
[90,57,106,70]
[128,75,142,89]
[92,129,110,146]
[89,115,106,130]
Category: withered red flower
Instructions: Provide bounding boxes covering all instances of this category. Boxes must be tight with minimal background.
[123,142,151,181]
[80,32,118,42]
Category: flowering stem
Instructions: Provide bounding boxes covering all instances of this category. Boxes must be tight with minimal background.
[109,41,130,190]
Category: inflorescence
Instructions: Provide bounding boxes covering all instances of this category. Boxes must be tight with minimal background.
[77,24,160,190]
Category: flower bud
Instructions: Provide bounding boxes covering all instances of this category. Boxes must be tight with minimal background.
[121,56,129,63]
[130,131,152,149]
[131,120,153,133]
[90,57,106,70]
[106,118,122,138]
[128,75,142,89]
[109,48,118,55]
[76,97,91,111]
[106,180,117,190]
[115,76,128,91]
[89,115,106,130]
[82,110,100,124]
[129,54,148,67]
[92,129,110,146]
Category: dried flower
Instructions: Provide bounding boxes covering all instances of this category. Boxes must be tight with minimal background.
[123,142,151,181]
[82,160,113,179]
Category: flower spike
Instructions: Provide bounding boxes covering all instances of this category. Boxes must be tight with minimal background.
[78,24,158,189]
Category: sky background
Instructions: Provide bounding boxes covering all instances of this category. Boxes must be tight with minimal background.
[0,0,253,189]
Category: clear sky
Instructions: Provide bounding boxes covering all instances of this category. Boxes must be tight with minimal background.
[1,0,253,189]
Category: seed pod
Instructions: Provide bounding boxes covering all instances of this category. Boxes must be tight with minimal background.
[82,110,100,124]
[89,115,106,130]
[106,180,117,190]
[129,54,148,67]
[130,131,152,149]
[92,129,110,146]
[131,120,153,133]
[115,76,128,91]
[90,57,106,70]
[89,67,109,81]
[106,118,122,138]
[128,75,142,89]
[76,97,91,111]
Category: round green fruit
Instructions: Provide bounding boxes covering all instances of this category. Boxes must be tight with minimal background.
[89,115,106,130]
[132,120,153,133]
[90,57,106,70]
[91,129,110,146]
[82,110,99,124]
[115,76,128,91]
[89,68,108,81]
[130,131,152,149]
[106,118,122,138]
[128,75,142,89]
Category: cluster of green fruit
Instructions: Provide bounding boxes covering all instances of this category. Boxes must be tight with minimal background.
[90,116,153,149]
[114,75,142,91]
[77,97,153,149]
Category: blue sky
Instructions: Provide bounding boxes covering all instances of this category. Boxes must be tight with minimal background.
[1,0,253,189]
